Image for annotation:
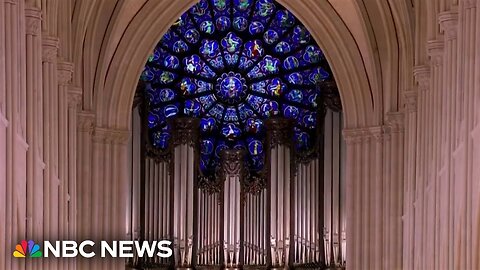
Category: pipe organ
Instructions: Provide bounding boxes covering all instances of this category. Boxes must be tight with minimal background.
[128,110,346,269]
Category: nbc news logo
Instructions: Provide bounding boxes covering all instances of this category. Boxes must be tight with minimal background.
[13,240,42,258]
[13,240,173,258]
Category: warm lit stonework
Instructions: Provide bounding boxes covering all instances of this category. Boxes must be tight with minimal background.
[1,0,480,269]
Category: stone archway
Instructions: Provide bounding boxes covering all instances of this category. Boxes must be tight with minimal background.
[85,1,402,269]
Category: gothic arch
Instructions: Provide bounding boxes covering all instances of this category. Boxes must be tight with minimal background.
[94,0,377,132]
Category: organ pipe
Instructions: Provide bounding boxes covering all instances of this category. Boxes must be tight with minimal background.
[130,104,346,269]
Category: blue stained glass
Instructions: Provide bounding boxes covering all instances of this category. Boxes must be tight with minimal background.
[233,17,249,31]
[267,78,285,96]
[201,117,217,133]
[286,89,303,103]
[263,30,279,44]
[197,94,217,110]
[184,100,202,116]
[164,105,179,118]
[249,21,265,35]
[201,139,215,155]
[200,39,221,58]
[152,131,171,149]
[294,130,310,150]
[237,103,255,121]
[222,123,242,140]
[185,29,201,44]
[179,78,197,95]
[213,0,228,10]
[248,139,263,155]
[157,88,176,103]
[157,71,177,85]
[260,100,279,117]
[275,41,291,54]
[208,103,225,121]
[222,32,243,53]
[246,118,263,134]
[224,107,239,122]
[283,56,299,70]
[234,0,253,10]
[184,55,203,73]
[215,141,228,158]
[247,55,280,78]
[142,0,335,175]
[252,0,275,23]
[283,105,299,119]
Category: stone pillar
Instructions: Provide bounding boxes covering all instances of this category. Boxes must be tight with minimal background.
[266,117,292,269]
[25,6,44,270]
[343,126,386,270]
[4,1,27,269]
[42,34,59,270]
[219,148,245,269]
[66,87,81,270]
[412,65,430,270]
[91,127,130,270]
[426,38,444,270]
[383,113,405,270]
[402,87,419,270]
[170,117,199,269]
[439,10,459,270]
[76,111,94,270]
[57,61,73,270]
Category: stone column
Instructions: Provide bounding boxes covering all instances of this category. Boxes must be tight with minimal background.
[402,87,419,270]
[426,38,444,270]
[76,111,94,270]
[412,65,430,270]
[266,117,293,269]
[4,1,27,269]
[66,87,81,270]
[42,34,59,270]
[459,1,478,269]
[57,61,73,270]
[25,6,44,270]
[219,148,246,269]
[91,127,130,270]
[439,10,459,270]
[343,126,385,270]
[170,117,199,269]
[383,113,405,270]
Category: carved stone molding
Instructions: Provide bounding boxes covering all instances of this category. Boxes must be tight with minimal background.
[404,90,418,112]
[464,0,476,9]
[5,0,18,5]
[266,117,294,148]
[342,128,366,145]
[170,117,200,147]
[413,65,431,92]
[343,126,385,145]
[58,61,74,85]
[385,112,405,134]
[439,11,458,40]
[219,149,246,178]
[427,39,445,66]
[77,111,95,134]
[42,36,59,63]
[25,8,42,36]
[68,87,83,108]
[93,127,130,145]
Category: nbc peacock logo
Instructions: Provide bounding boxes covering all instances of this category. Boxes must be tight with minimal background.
[13,240,42,258]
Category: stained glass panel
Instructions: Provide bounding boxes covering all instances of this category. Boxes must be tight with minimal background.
[141,0,334,176]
